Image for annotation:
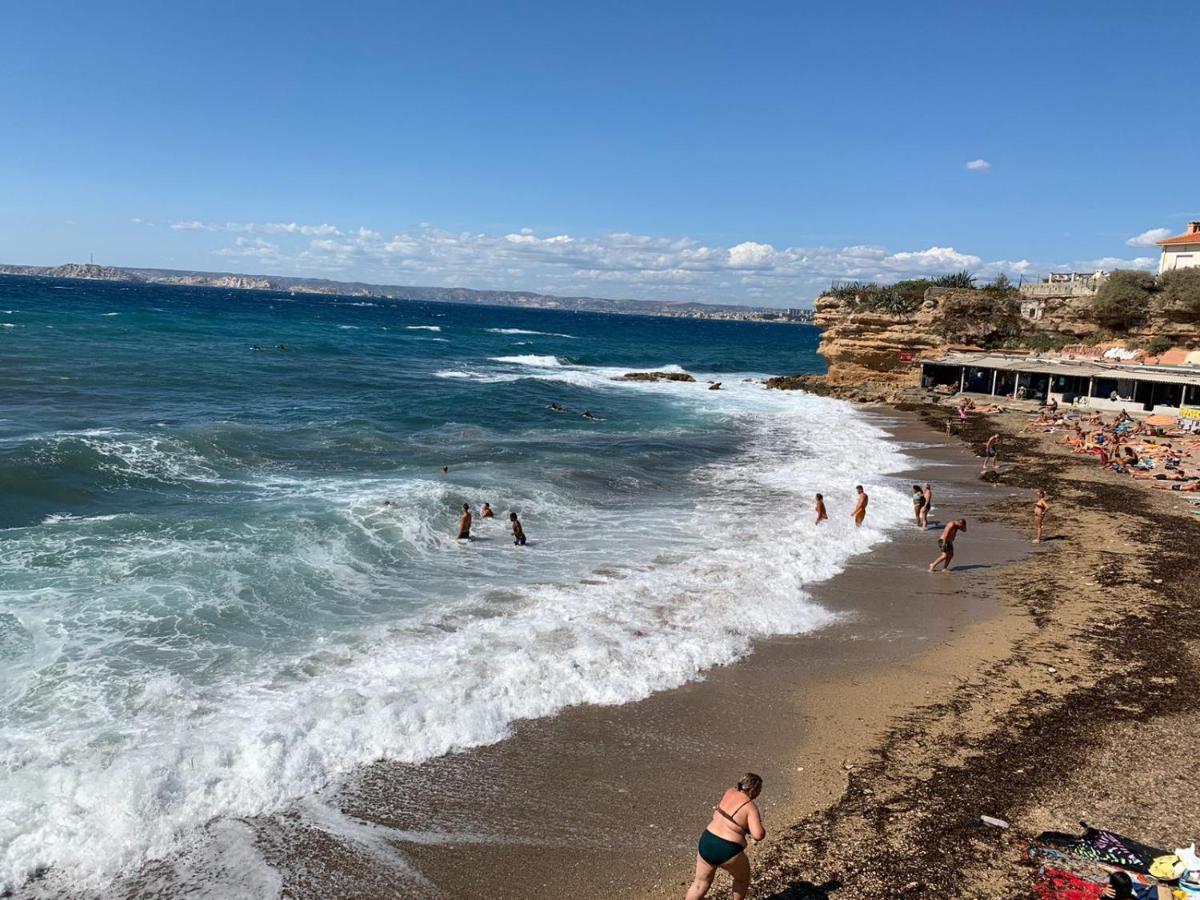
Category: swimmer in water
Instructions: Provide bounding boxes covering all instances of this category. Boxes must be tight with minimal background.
[510,512,526,546]
[581,410,602,420]
[441,465,449,475]
[481,502,494,519]
[547,402,566,412]
[457,503,472,540]
[814,493,828,525]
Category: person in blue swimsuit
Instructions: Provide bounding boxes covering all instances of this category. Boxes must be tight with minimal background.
[684,773,766,900]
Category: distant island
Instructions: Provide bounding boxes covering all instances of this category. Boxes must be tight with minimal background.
[0,262,814,325]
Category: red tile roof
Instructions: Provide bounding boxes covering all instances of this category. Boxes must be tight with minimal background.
[1158,224,1200,246]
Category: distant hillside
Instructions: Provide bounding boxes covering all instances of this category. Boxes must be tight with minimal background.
[0,262,814,324]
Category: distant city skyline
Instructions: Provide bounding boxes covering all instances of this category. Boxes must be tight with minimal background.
[3,1,1196,307]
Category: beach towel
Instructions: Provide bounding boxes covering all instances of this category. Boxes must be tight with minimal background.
[1026,846,1157,887]
[1033,868,1104,899]
[1036,825,1167,874]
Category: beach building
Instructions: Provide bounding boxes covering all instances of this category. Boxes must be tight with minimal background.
[1158,221,1200,273]
[920,349,1200,415]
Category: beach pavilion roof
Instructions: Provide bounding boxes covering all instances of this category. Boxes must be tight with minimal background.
[922,350,1200,388]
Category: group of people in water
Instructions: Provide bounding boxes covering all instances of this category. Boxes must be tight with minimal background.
[812,485,870,527]
[456,501,526,545]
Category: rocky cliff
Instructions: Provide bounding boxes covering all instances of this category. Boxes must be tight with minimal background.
[813,288,1024,386]
[811,286,1200,388]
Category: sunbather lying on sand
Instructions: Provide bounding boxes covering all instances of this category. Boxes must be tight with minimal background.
[1151,480,1200,492]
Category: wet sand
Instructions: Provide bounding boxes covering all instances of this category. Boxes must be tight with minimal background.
[258,410,1033,898]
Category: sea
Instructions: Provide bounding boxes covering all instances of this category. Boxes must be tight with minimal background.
[0,276,914,896]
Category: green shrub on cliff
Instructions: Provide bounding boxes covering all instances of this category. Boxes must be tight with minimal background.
[1091,270,1156,329]
[1144,334,1174,356]
[933,270,977,289]
[1010,332,1072,353]
[1160,267,1200,318]
[827,280,878,300]
[889,278,936,302]
[858,290,922,315]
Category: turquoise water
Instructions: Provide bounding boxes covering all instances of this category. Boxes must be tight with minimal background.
[0,276,912,894]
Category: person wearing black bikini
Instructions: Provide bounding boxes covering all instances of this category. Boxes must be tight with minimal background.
[684,773,765,900]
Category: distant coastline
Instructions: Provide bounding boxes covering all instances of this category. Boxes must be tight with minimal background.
[0,262,814,325]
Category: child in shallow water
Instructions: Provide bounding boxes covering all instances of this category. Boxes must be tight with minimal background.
[509,512,526,546]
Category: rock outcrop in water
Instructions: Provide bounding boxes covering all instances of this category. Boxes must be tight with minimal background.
[618,371,697,382]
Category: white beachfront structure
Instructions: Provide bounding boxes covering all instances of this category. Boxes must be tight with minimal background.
[920,351,1200,415]
[1158,221,1200,273]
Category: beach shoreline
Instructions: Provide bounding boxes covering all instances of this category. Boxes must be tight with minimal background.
[244,406,1038,899]
[297,396,1200,900]
[742,398,1200,899]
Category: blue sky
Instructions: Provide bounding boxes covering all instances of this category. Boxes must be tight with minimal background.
[2,1,1197,307]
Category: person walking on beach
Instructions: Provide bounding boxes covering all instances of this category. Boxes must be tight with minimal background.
[509,511,526,546]
[911,485,925,526]
[920,483,933,529]
[981,434,1000,474]
[684,773,766,900]
[929,518,967,572]
[852,485,868,527]
[1034,490,1050,544]
[814,493,828,525]
[456,503,472,540]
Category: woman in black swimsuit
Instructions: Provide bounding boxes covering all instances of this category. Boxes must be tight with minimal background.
[684,773,766,900]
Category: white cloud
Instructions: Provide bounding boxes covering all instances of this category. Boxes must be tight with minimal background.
[965,159,991,172]
[170,220,341,236]
[1125,227,1172,247]
[215,236,280,260]
[166,216,1161,305]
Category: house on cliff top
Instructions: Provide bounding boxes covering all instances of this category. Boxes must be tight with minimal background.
[1158,221,1200,273]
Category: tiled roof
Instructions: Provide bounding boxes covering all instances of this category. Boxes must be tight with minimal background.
[1158,230,1200,246]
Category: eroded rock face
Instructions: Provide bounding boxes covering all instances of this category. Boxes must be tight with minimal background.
[813,286,1200,385]
[813,294,945,387]
[617,371,696,382]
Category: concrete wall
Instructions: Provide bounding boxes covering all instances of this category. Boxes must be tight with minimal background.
[1017,282,1099,299]
[1161,247,1200,274]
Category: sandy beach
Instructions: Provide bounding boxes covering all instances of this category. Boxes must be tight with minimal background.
[252,399,1200,900]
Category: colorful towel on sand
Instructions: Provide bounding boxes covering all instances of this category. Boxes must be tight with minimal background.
[1026,846,1157,886]
[1032,865,1158,900]
[1033,868,1104,899]
[1036,825,1167,874]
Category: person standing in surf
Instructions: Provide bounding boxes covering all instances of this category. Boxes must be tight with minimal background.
[852,485,868,527]
[684,773,766,900]
[911,485,925,526]
[509,512,526,546]
[457,503,472,540]
[814,493,828,525]
[920,483,933,530]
